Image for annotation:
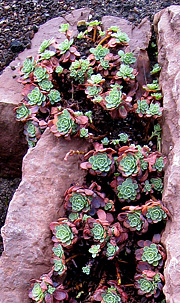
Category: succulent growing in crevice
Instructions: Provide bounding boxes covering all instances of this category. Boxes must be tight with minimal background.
[135,242,163,268]
[118,50,136,65]
[15,103,31,121]
[27,87,46,106]
[134,271,164,298]
[80,143,116,177]
[142,200,169,224]
[116,64,135,80]
[150,178,163,193]
[33,66,49,82]
[93,281,128,303]
[20,56,35,79]
[89,244,101,258]
[50,218,78,248]
[117,146,140,177]
[111,176,140,203]
[105,242,119,260]
[48,89,61,105]
[118,206,148,234]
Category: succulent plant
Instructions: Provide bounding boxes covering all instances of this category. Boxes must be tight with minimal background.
[118,133,128,144]
[118,50,136,65]
[39,50,56,60]
[111,30,130,44]
[48,89,61,105]
[31,283,44,302]
[21,57,35,79]
[145,205,168,223]
[58,38,74,54]
[135,99,149,116]
[90,45,109,61]
[117,64,135,80]
[150,63,161,75]
[33,66,49,82]
[55,66,63,74]
[89,244,101,258]
[29,272,69,302]
[53,258,66,276]
[56,109,74,135]
[82,264,91,275]
[106,242,119,259]
[70,59,91,83]
[143,80,160,92]
[15,103,31,121]
[100,59,110,70]
[101,289,122,303]
[52,244,64,258]
[101,137,110,146]
[141,243,162,266]
[116,178,139,202]
[152,156,164,171]
[90,74,104,84]
[55,224,74,246]
[39,79,53,91]
[146,103,162,117]
[118,153,139,177]
[59,23,69,32]
[150,178,163,193]
[68,212,79,222]
[89,152,112,174]
[91,222,106,242]
[69,193,90,212]
[27,87,46,106]
[50,219,78,248]
[80,127,89,138]
[127,211,144,231]
[39,38,54,53]
[143,180,152,194]
[25,121,36,137]
[134,271,164,298]
[151,92,163,100]
[86,85,102,98]
[104,86,122,109]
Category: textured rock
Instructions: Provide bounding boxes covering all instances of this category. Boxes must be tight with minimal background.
[0,8,90,177]
[154,5,180,303]
[0,129,89,303]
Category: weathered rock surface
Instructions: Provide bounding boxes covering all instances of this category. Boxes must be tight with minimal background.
[154,5,180,303]
[0,129,89,303]
[0,8,90,177]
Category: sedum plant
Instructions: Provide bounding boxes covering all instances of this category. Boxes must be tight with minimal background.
[27,87,46,106]
[15,103,31,121]
[111,177,140,203]
[89,244,101,258]
[33,66,49,82]
[118,50,136,65]
[48,89,61,105]
[116,64,135,80]
[90,45,110,61]
[20,56,35,79]
[50,219,78,248]
[134,271,164,298]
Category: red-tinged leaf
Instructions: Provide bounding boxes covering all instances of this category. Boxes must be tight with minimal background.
[45,293,53,303]
[118,106,128,119]
[106,213,114,224]
[152,233,161,244]
[75,115,88,125]
[80,162,92,170]
[70,53,76,61]
[69,46,77,53]
[97,209,107,221]
[22,84,36,97]
[83,189,94,195]
[53,289,68,301]
[40,281,47,291]
[143,270,156,278]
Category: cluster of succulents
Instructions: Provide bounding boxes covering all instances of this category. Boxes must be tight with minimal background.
[15,19,167,302]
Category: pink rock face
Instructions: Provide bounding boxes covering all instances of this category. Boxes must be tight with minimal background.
[154,5,180,303]
[0,129,89,303]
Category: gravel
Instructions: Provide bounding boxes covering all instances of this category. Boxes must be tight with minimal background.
[0,0,179,253]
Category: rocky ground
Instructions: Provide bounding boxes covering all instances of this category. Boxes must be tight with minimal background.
[0,0,179,254]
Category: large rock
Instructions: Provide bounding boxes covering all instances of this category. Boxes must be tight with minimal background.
[154,5,180,303]
[0,129,89,303]
[0,8,90,177]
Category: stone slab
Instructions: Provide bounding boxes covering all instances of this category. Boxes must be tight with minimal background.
[154,5,180,303]
[0,129,89,303]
